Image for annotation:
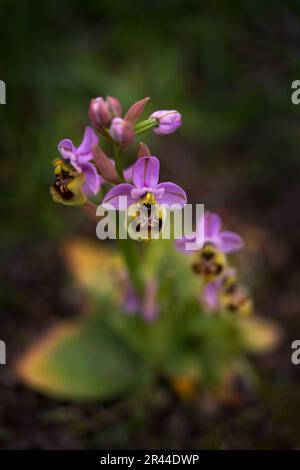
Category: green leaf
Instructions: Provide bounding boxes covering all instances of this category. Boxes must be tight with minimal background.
[144,240,199,305]
[16,316,151,402]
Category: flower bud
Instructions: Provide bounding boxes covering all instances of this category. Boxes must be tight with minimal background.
[93,145,122,184]
[109,117,135,148]
[89,96,122,130]
[137,142,151,158]
[150,110,182,135]
[124,97,150,125]
[107,96,122,116]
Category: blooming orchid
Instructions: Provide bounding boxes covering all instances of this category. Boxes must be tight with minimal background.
[102,156,187,210]
[58,127,102,196]
[202,269,252,315]
[176,211,244,254]
[51,93,251,324]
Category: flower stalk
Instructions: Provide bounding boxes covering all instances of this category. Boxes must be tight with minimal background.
[113,144,125,180]
[135,118,157,135]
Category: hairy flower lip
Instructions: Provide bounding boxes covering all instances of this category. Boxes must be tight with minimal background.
[50,159,87,206]
[203,268,252,315]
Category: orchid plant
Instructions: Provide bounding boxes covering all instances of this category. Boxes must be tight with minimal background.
[16,95,281,403]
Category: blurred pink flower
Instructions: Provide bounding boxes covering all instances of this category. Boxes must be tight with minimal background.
[176,211,244,254]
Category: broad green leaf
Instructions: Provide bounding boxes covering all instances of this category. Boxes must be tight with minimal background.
[16,316,151,402]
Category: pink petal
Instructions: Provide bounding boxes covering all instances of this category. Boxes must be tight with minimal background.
[218,231,244,253]
[76,127,99,161]
[58,138,76,161]
[130,187,148,199]
[203,281,220,310]
[204,212,221,238]
[81,163,101,196]
[123,163,134,182]
[175,236,197,254]
[155,182,187,207]
[132,156,160,189]
[102,183,135,210]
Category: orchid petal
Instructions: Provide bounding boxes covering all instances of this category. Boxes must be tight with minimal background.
[81,162,101,196]
[204,212,221,238]
[203,281,220,310]
[130,187,148,200]
[76,127,99,161]
[102,183,135,210]
[218,231,244,253]
[132,156,160,189]
[123,163,134,182]
[175,235,197,254]
[155,182,187,207]
[58,138,77,164]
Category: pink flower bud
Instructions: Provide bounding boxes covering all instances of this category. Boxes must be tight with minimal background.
[150,110,182,135]
[137,142,151,158]
[107,96,122,117]
[89,96,122,130]
[109,117,135,148]
[124,97,150,125]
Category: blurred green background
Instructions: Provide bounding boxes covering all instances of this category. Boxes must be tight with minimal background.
[1,0,300,449]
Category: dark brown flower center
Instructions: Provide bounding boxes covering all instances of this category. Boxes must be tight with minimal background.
[53,169,74,200]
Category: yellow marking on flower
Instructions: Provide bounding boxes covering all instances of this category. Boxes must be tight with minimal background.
[50,159,87,206]
[221,289,253,316]
[192,243,227,282]
[139,191,157,205]
[127,192,166,242]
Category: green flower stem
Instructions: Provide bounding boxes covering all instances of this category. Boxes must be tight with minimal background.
[135,118,157,135]
[112,144,143,295]
[114,144,125,181]
[117,238,144,296]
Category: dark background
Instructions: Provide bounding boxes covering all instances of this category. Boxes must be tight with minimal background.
[1,0,300,449]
